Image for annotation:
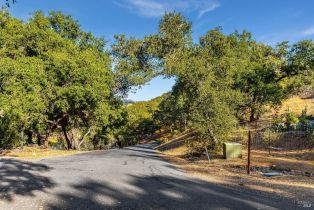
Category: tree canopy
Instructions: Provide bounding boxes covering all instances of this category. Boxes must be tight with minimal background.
[113,12,314,152]
[0,10,313,152]
[0,9,123,149]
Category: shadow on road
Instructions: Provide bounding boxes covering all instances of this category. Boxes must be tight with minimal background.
[46,174,295,210]
[124,145,159,154]
[0,158,55,202]
[0,145,301,209]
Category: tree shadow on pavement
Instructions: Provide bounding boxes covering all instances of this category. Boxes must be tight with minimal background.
[46,174,298,210]
[0,158,55,202]
[124,146,159,155]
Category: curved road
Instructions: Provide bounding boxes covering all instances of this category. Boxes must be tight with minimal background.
[0,144,304,210]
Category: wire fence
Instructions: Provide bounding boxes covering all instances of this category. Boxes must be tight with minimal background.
[232,124,314,153]
[231,123,314,175]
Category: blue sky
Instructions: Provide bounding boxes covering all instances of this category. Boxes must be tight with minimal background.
[6,0,314,101]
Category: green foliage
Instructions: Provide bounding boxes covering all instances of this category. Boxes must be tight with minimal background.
[0,57,48,148]
[153,93,187,131]
[275,40,314,95]
[272,115,283,130]
[0,9,120,149]
[114,12,314,153]
[271,107,313,131]
[120,96,163,145]
[299,107,312,127]
[1,9,313,153]
[111,12,192,96]
[285,112,299,128]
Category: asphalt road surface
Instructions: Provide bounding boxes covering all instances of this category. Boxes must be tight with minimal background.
[0,143,306,210]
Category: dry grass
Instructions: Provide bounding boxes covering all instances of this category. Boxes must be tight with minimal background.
[161,144,314,201]
[263,96,314,119]
[279,96,314,115]
[0,146,82,160]
[163,145,187,156]
[158,96,314,200]
[250,149,314,173]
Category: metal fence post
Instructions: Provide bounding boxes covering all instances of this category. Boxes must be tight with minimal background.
[268,121,271,155]
[247,130,251,175]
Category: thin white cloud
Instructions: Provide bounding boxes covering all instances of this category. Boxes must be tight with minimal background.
[122,0,165,17]
[116,0,220,18]
[301,26,314,36]
[198,2,220,18]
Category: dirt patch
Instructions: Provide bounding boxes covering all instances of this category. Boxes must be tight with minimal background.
[161,145,314,202]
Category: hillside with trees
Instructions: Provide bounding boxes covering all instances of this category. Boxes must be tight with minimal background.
[113,12,314,153]
[0,9,313,154]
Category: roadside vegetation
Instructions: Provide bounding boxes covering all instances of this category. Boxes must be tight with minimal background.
[0,8,313,161]
[112,12,314,155]
[153,95,314,201]
[0,9,125,150]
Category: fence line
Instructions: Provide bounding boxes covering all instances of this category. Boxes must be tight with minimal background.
[232,124,314,152]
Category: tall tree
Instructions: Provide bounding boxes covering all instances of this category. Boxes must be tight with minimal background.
[111,12,192,96]
[0,9,119,149]
[113,12,314,153]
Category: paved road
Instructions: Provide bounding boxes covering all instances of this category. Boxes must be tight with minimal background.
[0,144,305,210]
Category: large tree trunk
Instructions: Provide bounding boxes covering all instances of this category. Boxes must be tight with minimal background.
[37,134,43,146]
[249,110,255,122]
[62,125,72,150]
[249,95,258,122]
[44,134,49,148]
[37,129,52,148]
[25,130,33,145]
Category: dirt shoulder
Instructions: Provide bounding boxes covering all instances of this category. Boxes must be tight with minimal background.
[0,146,83,160]
[160,145,314,203]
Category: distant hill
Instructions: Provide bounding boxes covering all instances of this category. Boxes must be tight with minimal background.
[126,95,165,119]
